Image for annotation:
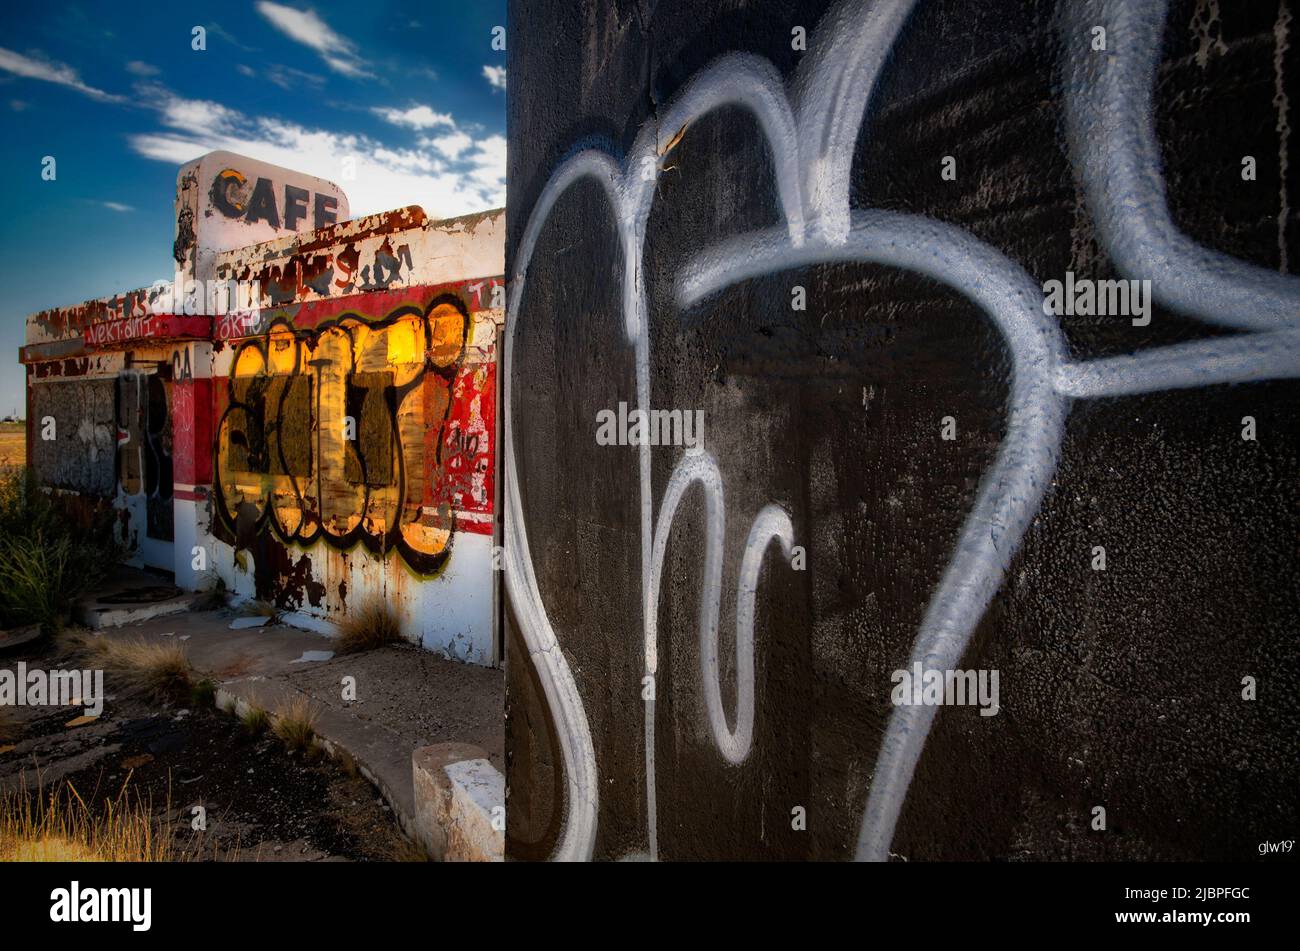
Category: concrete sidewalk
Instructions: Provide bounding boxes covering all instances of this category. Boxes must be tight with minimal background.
[73,564,194,629]
[90,605,503,856]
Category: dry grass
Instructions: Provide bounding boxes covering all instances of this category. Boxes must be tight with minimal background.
[272,695,319,752]
[336,748,361,779]
[73,632,192,701]
[247,599,278,618]
[0,422,25,470]
[335,597,404,654]
[58,626,96,652]
[240,705,269,734]
[0,776,175,862]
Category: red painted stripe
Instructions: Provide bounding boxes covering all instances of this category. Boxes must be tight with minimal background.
[83,314,212,350]
[213,278,504,340]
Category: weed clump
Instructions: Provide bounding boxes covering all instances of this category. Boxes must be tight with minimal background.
[335,598,404,654]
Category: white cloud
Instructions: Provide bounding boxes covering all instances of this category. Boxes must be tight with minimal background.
[147,87,242,133]
[322,55,370,79]
[128,89,504,218]
[125,61,159,77]
[254,2,373,79]
[0,47,123,102]
[482,65,506,91]
[372,104,454,130]
[236,63,325,90]
[464,134,506,189]
[208,22,258,54]
[127,133,210,166]
[423,130,472,160]
[101,201,134,212]
[270,65,325,89]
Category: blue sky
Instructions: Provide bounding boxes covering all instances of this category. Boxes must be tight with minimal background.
[0,1,506,416]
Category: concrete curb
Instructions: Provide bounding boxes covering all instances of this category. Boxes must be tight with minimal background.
[412,743,504,862]
[213,682,503,860]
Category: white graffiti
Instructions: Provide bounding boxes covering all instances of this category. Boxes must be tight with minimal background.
[504,0,1300,862]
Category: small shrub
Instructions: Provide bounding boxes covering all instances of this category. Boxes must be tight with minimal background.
[124,642,191,700]
[190,679,216,708]
[240,705,269,734]
[84,638,192,701]
[0,534,74,631]
[0,468,58,540]
[0,469,122,630]
[272,695,319,752]
[335,598,404,654]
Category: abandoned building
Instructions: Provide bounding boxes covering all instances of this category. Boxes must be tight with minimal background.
[19,151,504,666]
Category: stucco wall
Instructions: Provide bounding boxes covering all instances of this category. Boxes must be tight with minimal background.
[207,208,506,664]
[504,0,1300,860]
[208,275,502,663]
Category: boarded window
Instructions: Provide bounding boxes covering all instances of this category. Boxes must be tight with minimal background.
[227,376,270,474]
[345,371,393,486]
[266,374,313,476]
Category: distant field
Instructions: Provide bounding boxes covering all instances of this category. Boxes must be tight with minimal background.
[0,422,25,469]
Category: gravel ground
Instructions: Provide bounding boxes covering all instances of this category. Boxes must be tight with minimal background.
[1,632,419,862]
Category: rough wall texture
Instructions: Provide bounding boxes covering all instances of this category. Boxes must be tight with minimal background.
[207,207,505,663]
[27,378,115,496]
[505,0,1300,860]
[210,276,501,661]
[26,346,197,568]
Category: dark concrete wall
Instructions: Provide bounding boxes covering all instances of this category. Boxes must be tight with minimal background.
[505,0,1300,860]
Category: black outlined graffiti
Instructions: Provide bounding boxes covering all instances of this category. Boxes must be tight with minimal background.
[213,295,470,575]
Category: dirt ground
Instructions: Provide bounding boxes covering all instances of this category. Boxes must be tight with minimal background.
[0,422,23,469]
[0,630,420,862]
